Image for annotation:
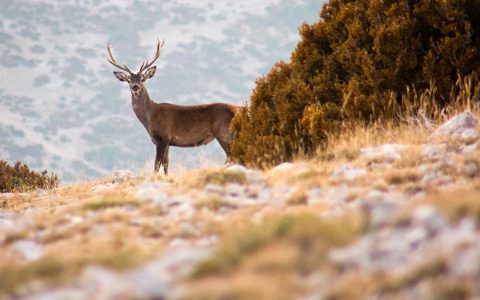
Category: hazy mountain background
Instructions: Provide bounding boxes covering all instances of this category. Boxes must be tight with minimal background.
[0,0,322,182]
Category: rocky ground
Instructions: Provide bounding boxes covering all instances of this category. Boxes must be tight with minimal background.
[1,112,480,300]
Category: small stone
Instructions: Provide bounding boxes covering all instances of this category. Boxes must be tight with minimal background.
[412,206,446,235]
[135,182,169,204]
[360,144,407,162]
[449,246,480,277]
[0,219,14,230]
[460,142,480,155]
[422,144,447,160]
[12,240,44,261]
[461,128,480,143]
[463,161,480,178]
[112,170,134,183]
[331,165,367,180]
[70,216,84,224]
[204,184,225,194]
[361,199,399,229]
[269,163,295,173]
[225,164,247,173]
[225,183,244,197]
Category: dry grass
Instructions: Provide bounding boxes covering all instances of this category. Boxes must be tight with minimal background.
[185,210,366,300]
[0,178,175,297]
[286,191,308,206]
[325,257,450,300]
[425,186,480,222]
[0,246,146,296]
[82,197,140,211]
[316,120,431,164]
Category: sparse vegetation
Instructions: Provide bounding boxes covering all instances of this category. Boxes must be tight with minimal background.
[188,212,366,299]
[199,170,247,187]
[0,247,145,296]
[286,191,308,206]
[430,189,480,222]
[0,160,59,193]
[193,196,234,211]
[82,197,140,211]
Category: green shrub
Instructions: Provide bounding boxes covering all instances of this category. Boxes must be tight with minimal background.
[0,160,59,193]
[231,0,480,168]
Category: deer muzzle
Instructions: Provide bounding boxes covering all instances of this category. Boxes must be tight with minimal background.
[131,84,140,92]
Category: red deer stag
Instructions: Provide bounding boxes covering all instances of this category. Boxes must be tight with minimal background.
[107,40,242,175]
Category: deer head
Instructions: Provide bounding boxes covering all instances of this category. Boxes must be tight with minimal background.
[107,39,164,96]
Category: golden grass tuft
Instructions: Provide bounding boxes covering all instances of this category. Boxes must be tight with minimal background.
[82,197,140,211]
[286,191,308,206]
[193,196,235,212]
[427,187,480,222]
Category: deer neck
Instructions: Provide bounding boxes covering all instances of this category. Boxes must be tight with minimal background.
[131,88,153,131]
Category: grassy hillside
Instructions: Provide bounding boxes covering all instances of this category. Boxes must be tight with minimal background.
[0,109,479,299]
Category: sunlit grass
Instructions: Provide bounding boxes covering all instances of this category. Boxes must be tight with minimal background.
[82,197,140,211]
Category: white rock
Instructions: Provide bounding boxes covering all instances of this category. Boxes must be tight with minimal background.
[112,170,133,183]
[0,212,15,230]
[204,184,225,194]
[70,216,84,225]
[412,206,446,233]
[225,164,247,173]
[360,199,400,229]
[82,266,137,300]
[463,161,480,178]
[91,183,117,192]
[268,162,295,174]
[449,246,480,277]
[331,165,367,180]
[360,144,407,162]
[461,128,480,142]
[225,183,244,197]
[12,240,44,261]
[422,144,447,160]
[135,182,169,204]
[0,219,14,230]
[430,111,478,139]
[460,141,480,154]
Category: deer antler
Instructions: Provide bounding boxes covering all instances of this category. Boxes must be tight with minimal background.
[139,39,165,73]
[106,44,133,74]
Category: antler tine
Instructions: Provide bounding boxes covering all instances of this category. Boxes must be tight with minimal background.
[106,44,132,74]
[139,38,164,73]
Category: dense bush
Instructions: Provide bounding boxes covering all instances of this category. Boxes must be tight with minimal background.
[0,160,59,193]
[231,0,480,168]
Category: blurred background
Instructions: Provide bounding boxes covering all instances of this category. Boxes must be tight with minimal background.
[0,0,321,182]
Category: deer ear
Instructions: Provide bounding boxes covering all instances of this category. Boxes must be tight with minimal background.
[113,71,129,82]
[143,66,156,79]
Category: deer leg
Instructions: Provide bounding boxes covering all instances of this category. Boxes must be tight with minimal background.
[162,145,170,175]
[155,142,168,173]
[216,138,232,164]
